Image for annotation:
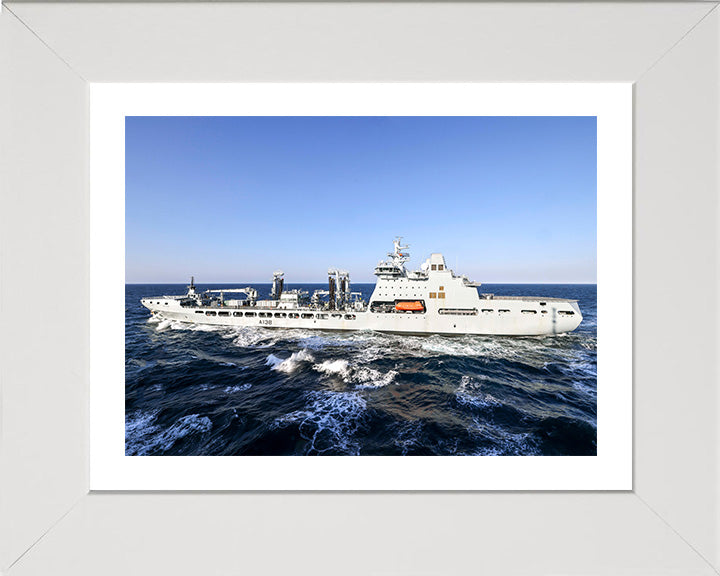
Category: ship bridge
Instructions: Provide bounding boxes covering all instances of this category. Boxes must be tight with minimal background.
[374,237,411,278]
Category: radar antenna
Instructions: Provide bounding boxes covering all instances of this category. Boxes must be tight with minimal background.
[389,237,410,266]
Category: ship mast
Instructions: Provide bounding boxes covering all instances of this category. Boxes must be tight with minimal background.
[374,237,410,278]
[390,237,410,266]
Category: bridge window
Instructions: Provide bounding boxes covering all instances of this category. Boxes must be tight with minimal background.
[431,264,437,271]
[438,265,444,271]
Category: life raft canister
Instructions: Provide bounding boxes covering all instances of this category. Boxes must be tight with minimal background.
[395,301,424,312]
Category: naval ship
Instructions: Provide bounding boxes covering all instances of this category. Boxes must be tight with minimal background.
[141,239,582,336]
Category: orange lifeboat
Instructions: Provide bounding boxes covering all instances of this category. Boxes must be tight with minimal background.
[395,301,424,312]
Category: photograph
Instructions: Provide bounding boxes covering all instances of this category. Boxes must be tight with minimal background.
[125,115,597,457]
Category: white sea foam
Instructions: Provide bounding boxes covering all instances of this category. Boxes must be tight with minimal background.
[231,327,347,349]
[466,417,540,456]
[274,390,367,454]
[266,349,315,373]
[456,375,502,408]
[314,359,351,378]
[125,409,159,443]
[344,331,541,364]
[312,359,398,388]
[155,414,212,452]
[233,327,279,348]
[225,383,252,393]
[125,412,212,455]
[297,334,340,350]
[579,337,597,351]
[181,322,222,332]
[158,319,222,333]
[353,367,398,388]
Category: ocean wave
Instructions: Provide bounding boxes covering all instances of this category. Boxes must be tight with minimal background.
[150,318,224,333]
[126,412,212,455]
[233,327,282,348]
[266,349,315,373]
[456,375,503,409]
[579,336,597,351]
[231,326,325,348]
[274,390,367,455]
[297,333,359,350]
[313,359,398,388]
[153,319,222,333]
[466,417,540,456]
[333,332,561,370]
[393,420,423,455]
[125,409,160,445]
[314,359,350,378]
[421,335,500,357]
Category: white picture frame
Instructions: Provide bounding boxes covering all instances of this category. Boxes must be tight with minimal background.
[2,2,718,574]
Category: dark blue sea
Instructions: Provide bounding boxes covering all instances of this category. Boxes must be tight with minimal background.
[126,283,597,456]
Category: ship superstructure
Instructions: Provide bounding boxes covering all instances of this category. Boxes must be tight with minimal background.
[141,239,582,336]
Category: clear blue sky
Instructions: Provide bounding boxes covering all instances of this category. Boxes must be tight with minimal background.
[126,116,596,283]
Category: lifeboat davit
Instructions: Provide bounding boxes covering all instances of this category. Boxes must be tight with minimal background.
[395,301,424,312]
